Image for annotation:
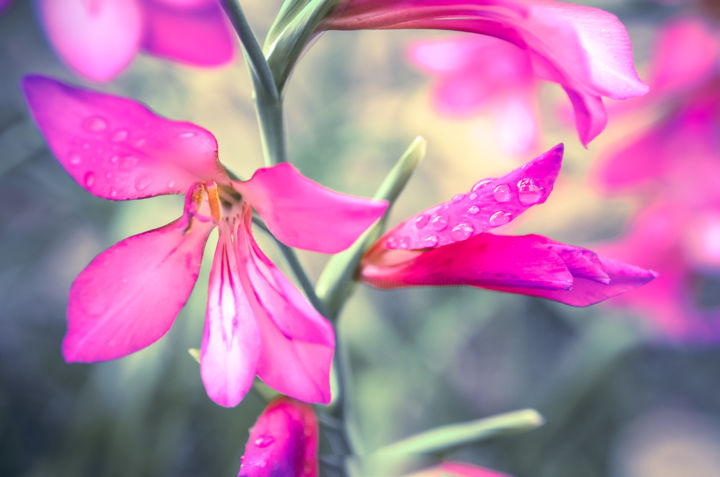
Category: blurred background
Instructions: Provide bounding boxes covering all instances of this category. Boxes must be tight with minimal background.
[1,0,720,476]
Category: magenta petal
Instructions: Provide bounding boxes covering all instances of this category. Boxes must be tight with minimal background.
[38,0,143,82]
[235,163,388,253]
[63,214,214,362]
[380,144,563,251]
[142,1,235,66]
[239,397,319,477]
[201,231,260,408]
[362,233,656,306]
[22,75,226,200]
[0,0,12,13]
[236,220,335,404]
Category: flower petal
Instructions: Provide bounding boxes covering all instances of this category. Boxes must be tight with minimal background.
[22,75,226,200]
[362,233,656,306]
[63,207,214,362]
[374,144,562,252]
[234,163,387,253]
[142,1,235,67]
[238,397,318,477]
[200,227,260,408]
[409,461,510,477]
[235,215,335,403]
[38,0,143,82]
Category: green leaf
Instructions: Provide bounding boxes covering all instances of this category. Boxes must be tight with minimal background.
[315,137,426,319]
[372,408,545,457]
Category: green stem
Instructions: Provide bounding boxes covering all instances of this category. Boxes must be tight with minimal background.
[221,0,287,166]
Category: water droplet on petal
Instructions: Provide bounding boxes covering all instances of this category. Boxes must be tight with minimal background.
[430,214,448,231]
[167,180,176,189]
[134,175,151,191]
[179,131,195,138]
[133,138,146,148]
[467,205,480,215]
[493,184,511,203]
[452,193,465,203]
[81,142,91,150]
[105,172,112,179]
[386,236,399,249]
[84,116,107,132]
[517,177,544,205]
[254,436,274,448]
[121,156,138,170]
[472,179,492,192]
[414,214,430,229]
[110,188,118,198]
[110,155,119,164]
[111,129,128,142]
[423,235,439,247]
[468,192,478,201]
[489,211,511,226]
[451,223,474,241]
[397,236,410,249]
[69,153,82,166]
[84,172,96,188]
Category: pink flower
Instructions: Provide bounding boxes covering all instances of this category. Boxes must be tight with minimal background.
[37,0,235,82]
[408,35,540,155]
[361,145,656,306]
[319,0,648,146]
[595,17,720,194]
[599,202,720,342]
[408,462,510,477]
[238,396,318,477]
[22,75,387,407]
[0,0,11,14]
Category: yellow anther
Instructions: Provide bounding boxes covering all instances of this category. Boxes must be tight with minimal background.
[205,182,222,222]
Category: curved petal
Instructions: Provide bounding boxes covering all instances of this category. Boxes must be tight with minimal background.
[38,0,143,82]
[239,397,318,477]
[63,208,214,362]
[362,233,656,306]
[142,1,235,66]
[200,227,260,408]
[322,0,648,145]
[235,215,335,403]
[234,163,387,253]
[22,75,226,200]
[372,144,562,252]
[410,461,510,477]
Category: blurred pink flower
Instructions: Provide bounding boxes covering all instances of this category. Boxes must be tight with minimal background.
[408,35,540,155]
[37,0,235,82]
[600,202,720,342]
[361,144,656,306]
[238,396,318,477]
[320,0,648,146]
[22,75,387,407]
[409,461,510,477]
[0,0,11,13]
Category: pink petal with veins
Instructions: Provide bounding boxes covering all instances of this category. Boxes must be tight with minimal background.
[142,0,235,66]
[362,233,655,306]
[22,75,226,200]
[201,224,261,408]
[238,397,318,477]
[63,209,214,362]
[236,216,335,404]
[373,144,562,252]
[38,0,143,82]
[235,163,387,253]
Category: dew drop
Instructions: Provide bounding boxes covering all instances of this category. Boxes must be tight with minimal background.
[423,235,439,247]
[105,172,112,179]
[84,171,96,188]
[467,205,480,215]
[110,188,118,198]
[414,214,430,229]
[179,131,195,138]
[451,223,474,241]
[110,155,119,164]
[69,153,82,166]
[517,177,543,205]
[472,179,492,192]
[167,180,176,189]
[134,175,151,191]
[111,129,128,142]
[397,236,410,249]
[134,138,147,148]
[82,142,91,150]
[468,192,478,201]
[452,193,465,203]
[254,436,275,448]
[386,236,399,249]
[430,214,448,231]
[489,211,511,226]
[493,184,511,203]
[121,156,139,170]
[84,116,107,132]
